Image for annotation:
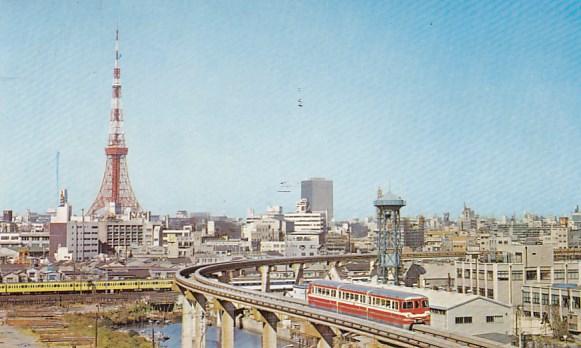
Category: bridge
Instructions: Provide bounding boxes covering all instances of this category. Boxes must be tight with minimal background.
[175,254,501,348]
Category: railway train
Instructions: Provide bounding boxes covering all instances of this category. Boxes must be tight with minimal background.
[0,279,174,295]
[307,279,430,329]
[231,278,296,291]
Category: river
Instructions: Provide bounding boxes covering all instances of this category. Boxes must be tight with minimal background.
[132,321,291,348]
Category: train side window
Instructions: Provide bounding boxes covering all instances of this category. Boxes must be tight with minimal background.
[422,300,429,308]
[393,302,399,310]
[403,301,413,309]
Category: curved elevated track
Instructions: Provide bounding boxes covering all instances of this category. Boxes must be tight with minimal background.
[176,254,501,348]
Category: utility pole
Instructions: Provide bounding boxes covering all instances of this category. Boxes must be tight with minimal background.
[94,304,100,348]
[150,320,155,348]
[515,305,521,348]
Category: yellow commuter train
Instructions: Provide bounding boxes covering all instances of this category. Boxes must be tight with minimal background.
[0,279,174,295]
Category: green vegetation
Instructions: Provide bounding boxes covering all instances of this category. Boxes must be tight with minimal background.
[64,313,151,348]
[105,302,153,325]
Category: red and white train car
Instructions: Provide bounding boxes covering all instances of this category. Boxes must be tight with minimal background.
[307,280,430,329]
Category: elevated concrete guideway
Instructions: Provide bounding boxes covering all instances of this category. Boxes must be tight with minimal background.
[175,254,500,348]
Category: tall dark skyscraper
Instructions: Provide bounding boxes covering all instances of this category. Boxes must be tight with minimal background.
[301,177,333,226]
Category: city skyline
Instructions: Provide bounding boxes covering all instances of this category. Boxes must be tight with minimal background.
[1,2,580,219]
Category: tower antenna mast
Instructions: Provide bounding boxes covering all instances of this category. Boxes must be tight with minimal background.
[88,29,141,215]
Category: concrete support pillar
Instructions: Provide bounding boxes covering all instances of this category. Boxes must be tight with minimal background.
[181,295,194,348]
[258,265,272,292]
[253,309,279,348]
[215,299,236,348]
[325,261,342,281]
[312,322,336,348]
[291,263,305,285]
[234,308,245,329]
[192,293,207,348]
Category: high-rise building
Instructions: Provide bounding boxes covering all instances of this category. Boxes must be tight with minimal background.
[301,177,333,226]
[2,210,12,222]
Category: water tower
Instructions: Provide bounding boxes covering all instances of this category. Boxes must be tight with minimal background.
[374,188,406,284]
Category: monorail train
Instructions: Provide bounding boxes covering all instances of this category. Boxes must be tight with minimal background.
[307,279,430,329]
[0,279,174,295]
[231,278,296,291]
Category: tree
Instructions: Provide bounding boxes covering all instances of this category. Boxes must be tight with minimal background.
[549,304,569,340]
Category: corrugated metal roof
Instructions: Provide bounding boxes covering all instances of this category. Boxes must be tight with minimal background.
[378,284,511,310]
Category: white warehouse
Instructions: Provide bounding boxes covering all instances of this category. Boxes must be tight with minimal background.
[381,285,512,338]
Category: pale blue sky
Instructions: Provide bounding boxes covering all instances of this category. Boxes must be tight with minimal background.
[0,1,580,220]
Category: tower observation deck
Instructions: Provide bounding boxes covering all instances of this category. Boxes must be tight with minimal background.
[374,188,406,284]
[88,30,141,216]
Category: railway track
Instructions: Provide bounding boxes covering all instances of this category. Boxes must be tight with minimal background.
[0,291,178,306]
[176,255,502,348]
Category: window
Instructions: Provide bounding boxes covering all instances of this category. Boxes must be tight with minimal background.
[497,271,509,280]
[532,293,540,304]
[486,315,503,323]
[455,316,473,324]
[513,272,523,280]
[574,297,580,309]
[487,289,494,299]
[432,308,446,315]
[552,294,559,305]
[554,271,565,280]
[523,292,531,303]
[403,301,414,309]
[422,300,429,308]
[542,294,549,305]
[457,286,463,293]
[457,269,462,277]
[487,271,494,281]
[568,271,579,280]
[526,270,537,281]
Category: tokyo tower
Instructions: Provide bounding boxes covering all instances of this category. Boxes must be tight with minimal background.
[88,30,141,215]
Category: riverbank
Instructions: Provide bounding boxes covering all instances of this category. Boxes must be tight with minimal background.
[0,301,175,347]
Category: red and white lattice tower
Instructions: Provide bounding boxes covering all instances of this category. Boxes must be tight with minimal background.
[88,30,141,215]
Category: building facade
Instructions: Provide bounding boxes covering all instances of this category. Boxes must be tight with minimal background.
[301,177,333,227]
